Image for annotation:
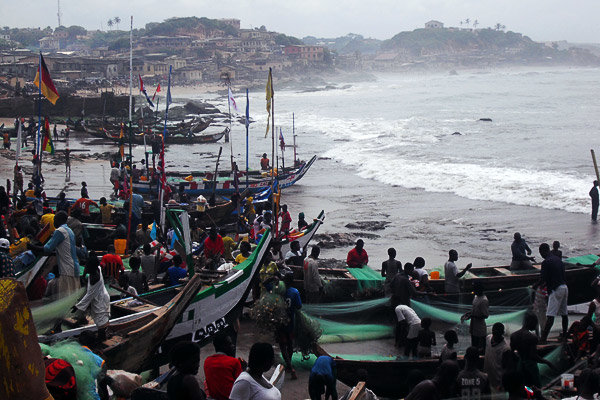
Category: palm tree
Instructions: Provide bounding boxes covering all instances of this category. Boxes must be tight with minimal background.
[465,18,470,27]
[460,20,463,27]
[501,24,506,31]
[473,19,479,29]
[107,19,113,31]
[114,16,121,30]
[494,23,502,31]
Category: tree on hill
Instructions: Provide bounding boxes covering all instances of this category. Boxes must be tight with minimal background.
[107,19,113,31]
[274,34,303,46]
[114,17,121,30]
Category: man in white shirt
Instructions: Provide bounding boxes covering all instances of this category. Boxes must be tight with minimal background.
[444,249,472,294]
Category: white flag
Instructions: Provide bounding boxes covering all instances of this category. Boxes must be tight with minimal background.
[228,87,239,114]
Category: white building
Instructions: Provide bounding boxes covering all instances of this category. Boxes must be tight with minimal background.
[425,20,444,29]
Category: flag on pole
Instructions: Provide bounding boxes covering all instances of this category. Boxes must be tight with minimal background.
[138,75,155,108]
[228,87,239,114]
[265,68,273,138]
[152,83,161,101]
[245,89,250,129]
[119,123,125,161]
[15,121,22,162]
[166,81,172,107]
[41,117,54,154]
[34,54,59,105]
[279,127,285,153]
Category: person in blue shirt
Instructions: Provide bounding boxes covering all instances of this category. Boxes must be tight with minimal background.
[130,193,145,231]
[167,254,188,286]
[277,272,301,380]
[309,355,337,400]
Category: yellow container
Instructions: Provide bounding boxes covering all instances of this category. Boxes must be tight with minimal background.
[114,239,127,255]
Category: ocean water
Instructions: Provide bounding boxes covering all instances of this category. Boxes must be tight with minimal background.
[196,67,600,265]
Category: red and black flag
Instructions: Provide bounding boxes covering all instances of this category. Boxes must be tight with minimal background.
[34,54,59,105]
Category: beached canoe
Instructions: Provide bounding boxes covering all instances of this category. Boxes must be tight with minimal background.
[39,229,272,369]
[280,210,325,255]
[96,126,227,145]
[133,155,317,197]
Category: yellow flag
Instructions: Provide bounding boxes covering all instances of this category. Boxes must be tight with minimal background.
[265,68,273,138]
[119,124,125,161]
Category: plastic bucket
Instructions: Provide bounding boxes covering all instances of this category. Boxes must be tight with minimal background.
[561,373,574,389]
[430,270,440,280]
[114,239,127,255]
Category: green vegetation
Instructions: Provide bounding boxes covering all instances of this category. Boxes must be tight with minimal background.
[303,33,381,55]
[274,33,303,46]
[145,17,238,37]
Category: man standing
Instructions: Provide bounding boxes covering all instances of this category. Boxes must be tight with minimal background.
[390,263,416,308]
[32,211,80,297]
[444,249,472,294]
[278,272,301,380]
[347,239,368,268]
[382,248,402,296]
[130,192,145,232]
[203,334,243,400]
[100,244,125,283]
[510,232,535,270]
[203,228,225,270]
[590,181,599,222]
[303,246,324,303]
[279,204,292,235]
[455,347,490,398]
[260,153,270,171]
[539,242,569,343]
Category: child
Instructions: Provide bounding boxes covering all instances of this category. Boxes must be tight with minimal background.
[440,329,458,362]
[118,273,138,298]
[235,241,252,265]
[80,181,89,198]
[99,197,114,224]
[127,256,149,294]
[551,241,563,258]
[417,317,436,358]
[568,315,594,358]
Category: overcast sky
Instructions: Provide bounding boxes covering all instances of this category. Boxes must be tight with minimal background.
[4,0,600,43]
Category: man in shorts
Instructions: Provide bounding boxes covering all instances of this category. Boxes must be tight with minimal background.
[539,242,568,343]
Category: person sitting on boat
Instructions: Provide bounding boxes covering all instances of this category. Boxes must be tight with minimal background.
[567,315,594,359]
[561,368,598,400]
[390,262,416,308]
[406,360,460,400]
[382,247,402,296]
[304,245,324,303]
[412,257,431,291]
[510,232,535,270]
[285,240,305,267]
[140,243,157,282]
[461,280,489,353]
[260,153,270,171]
[167,254,188,286]
[130,193,145,234]
[279,204,292,236]
[167,341,207,400]
[308,355,338,400]
[118,272,138,298]
[29,211,81,298]
[551,240,563,258]
[346,239,368,268]
[203,334,243,400]
[484,323,509,393]
[100,244,125,284]
[510,312,555,388]
[72,251,110,341]
[538,242,568,343]
[298,212,309,231]
[126,256,149,294]
[444,250,472,294]
[235,241,252,265]
[456,346,491,398]
[203,228,225,270]
[229,342,281,400]
[270,240,284,263]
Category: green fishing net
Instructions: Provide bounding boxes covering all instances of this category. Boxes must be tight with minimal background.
[346,265,384,292]
[32,288,86,334]
[39,341,103,400]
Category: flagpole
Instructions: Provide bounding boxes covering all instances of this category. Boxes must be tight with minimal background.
[293,112,297,166]
[36,53,43,188]
[126,15,134,253]
[159,65,173,234]
[245,89,249,189]
[227,84,234,171]
[270,68,276,236]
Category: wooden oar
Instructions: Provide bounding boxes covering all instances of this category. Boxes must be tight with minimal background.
[109,284,159,307]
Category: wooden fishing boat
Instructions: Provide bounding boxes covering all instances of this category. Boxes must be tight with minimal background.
[426,258,598,305]
[101,272,203,371]
[315,343,561,399]
[38,230,272,368]
[98,127,226,145]
[133,155,317,197]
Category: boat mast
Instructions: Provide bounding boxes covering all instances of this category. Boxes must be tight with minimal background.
[292,112,297,166]
[126,15,134,252]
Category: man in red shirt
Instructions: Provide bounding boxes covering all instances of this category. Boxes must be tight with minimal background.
[203,228,225,269]
[279,204,292,235]
[203,334,243,400]
[100,245,124,283]
[70,195,98,218]
[347,239,369,268]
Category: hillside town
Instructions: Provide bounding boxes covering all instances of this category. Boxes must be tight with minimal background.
[1,16,599,98]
